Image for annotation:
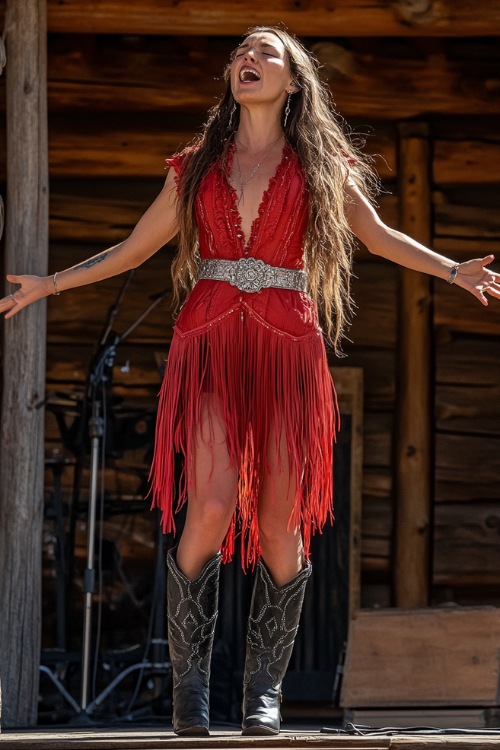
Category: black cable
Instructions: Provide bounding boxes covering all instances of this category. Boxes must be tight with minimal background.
[321,722,500,736]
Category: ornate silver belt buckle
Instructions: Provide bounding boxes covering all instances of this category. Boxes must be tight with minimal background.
[234,257,269,293]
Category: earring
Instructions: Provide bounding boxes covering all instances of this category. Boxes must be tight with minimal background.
[228,100,237,132]
[283,92,292,128]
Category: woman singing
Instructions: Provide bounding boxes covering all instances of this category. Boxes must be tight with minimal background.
[1,25,498,737]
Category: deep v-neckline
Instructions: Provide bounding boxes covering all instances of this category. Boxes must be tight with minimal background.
[226,140,290,254]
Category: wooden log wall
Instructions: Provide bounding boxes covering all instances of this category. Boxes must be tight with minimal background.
[0,2,499,643]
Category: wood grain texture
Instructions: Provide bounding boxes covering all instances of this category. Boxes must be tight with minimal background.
[394,128,432,608]
[37,36,500,118]
[0,0,48,728]
[341,608,500,708]
[40,0,500,37]
[434,502,500,584]
[435,433,500,503]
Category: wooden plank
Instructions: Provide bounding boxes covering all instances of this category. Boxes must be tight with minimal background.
[3,726,500,749]
[434,193,500,239]
[435,433,500,503]
[394,125,432,608]
[41,0,500,36]
[348,262,398,350]
[434,236,500,256]
[434,502,500,584]
[0,115,397,180]
[361,495,393,571]
[6,734,500,750]
[40,36,500,118]
[434,282,500,336]
[45,35,228,114]
[363,412,393,467]
[0,726,399,748]
[434,140,500,185]
[341,608,500,708]
[48,118,191,179]
[0,0,48,728]
[50,192,149,244]
[435,337,500,436]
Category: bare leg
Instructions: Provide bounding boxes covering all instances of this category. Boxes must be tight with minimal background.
[257,423,304,587]
[177,393,238,580]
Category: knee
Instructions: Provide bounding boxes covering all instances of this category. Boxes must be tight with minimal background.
[190,492,235,531]
[258,518,299,554]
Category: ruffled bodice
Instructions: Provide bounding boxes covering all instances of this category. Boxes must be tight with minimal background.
[168,142,321,339]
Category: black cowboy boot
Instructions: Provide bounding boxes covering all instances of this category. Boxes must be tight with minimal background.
[242,559,312,735]
[167,547,221,736]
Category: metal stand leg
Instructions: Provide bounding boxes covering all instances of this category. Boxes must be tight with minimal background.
[80,399,103,712]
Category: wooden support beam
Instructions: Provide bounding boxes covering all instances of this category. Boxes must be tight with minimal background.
[0,0,48,727]
[41,0,500,37]
[394,123,433,608]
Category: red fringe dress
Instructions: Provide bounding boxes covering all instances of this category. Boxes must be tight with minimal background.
[149,142,339,569]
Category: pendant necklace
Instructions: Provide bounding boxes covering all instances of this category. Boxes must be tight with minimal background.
[234,135,283,205]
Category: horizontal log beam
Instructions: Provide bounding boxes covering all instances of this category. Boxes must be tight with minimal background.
[50,192,149,244]
[4,117,498,186]
[433,236,500,257]
[434,501,500,577]
[434,280,500,337]
[43,118,395,179]
[434,193,500,238]
[435,433,500,503]
[41,37,500,118]
[42,0,500,37]
[434,140,500,184]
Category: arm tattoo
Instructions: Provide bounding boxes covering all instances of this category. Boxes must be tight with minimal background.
[75,252,109,271]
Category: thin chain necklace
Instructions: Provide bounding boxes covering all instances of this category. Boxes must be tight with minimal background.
[234,135,283,205]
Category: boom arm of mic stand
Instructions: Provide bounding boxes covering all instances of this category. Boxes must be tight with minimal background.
[117,289,170,344]
[99,269,135,347]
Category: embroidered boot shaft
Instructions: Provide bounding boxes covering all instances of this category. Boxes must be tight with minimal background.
[167,548,221,736]
[242,559,312,735]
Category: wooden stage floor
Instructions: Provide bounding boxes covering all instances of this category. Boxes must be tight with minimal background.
[2,726,500,749]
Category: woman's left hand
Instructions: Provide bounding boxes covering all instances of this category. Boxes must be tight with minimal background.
[455,255,500,306]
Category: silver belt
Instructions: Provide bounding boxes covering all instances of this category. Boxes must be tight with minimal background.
[197,258,307,294]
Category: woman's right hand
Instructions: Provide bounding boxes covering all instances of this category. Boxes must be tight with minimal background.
[0,274,51,319]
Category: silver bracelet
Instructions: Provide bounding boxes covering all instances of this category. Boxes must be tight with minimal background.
[446,264,460,284]
[53,271,61,296]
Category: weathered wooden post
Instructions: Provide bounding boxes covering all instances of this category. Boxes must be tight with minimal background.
[394,122,433,608]
[0,0,49,727]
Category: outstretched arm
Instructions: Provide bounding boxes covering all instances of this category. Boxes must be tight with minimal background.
[345,181,500,306]
[0,168,179,319]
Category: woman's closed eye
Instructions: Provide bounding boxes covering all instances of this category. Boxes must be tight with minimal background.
[233,49,278,59]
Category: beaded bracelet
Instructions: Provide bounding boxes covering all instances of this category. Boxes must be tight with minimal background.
[53,271,61,296]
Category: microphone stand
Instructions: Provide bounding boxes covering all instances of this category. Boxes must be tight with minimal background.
[73,275,170,721]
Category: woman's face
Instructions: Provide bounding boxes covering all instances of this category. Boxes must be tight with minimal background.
[230,31,294,106]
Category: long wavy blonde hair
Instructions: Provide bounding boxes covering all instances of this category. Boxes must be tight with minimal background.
[170,26,378,352]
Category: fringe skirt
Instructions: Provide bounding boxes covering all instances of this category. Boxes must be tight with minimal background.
[149,304,339,570]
